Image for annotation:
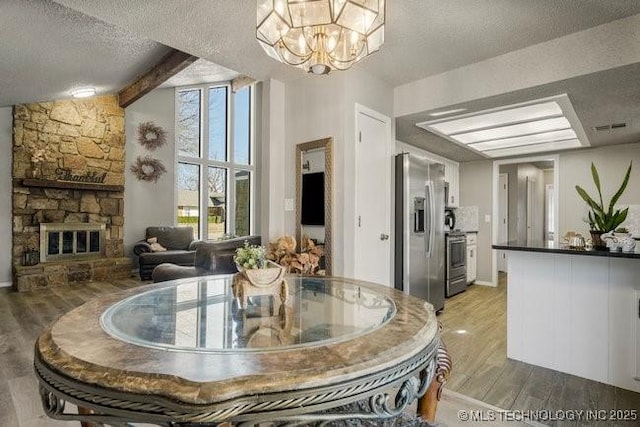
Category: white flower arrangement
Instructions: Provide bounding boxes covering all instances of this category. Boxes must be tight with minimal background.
[234,241,266,270]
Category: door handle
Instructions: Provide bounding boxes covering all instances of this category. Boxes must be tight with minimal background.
[380,233,389,241]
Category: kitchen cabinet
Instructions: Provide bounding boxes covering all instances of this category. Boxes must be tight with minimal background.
[396,143,459,206]
[442,161,459,207]
[466,233,477,284]
[501,248,640,393]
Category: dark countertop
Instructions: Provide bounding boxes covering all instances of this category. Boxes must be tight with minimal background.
[493,240,640,259]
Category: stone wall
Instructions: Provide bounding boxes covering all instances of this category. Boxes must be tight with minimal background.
[12,95,131,290]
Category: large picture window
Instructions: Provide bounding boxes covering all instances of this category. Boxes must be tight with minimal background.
[176,84,254,240]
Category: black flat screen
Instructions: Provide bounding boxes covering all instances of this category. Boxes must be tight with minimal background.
[301,172,325,225]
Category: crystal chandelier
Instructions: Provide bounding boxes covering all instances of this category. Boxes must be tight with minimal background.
[257,0,385,75]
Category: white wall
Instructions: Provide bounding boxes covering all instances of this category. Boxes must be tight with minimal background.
[285,73,346,274]
[284,70,394,278]
[124,88,176,257]
[0,107,12,286]
[559,143,640,237]
[459,160,494,283]
[260,79,286,241]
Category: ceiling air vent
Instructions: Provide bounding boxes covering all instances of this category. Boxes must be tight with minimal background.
[594,123,626,131]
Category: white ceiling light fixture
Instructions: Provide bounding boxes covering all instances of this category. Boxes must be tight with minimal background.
[70,87,96,98]
[469,129,577,151]
[453,117,571,144]
[256,0,385,75]
[482,139,582,158]
[416,94,590,158]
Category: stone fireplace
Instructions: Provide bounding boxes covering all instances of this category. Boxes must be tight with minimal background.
[39,223,106,263]
[12,96,132,291]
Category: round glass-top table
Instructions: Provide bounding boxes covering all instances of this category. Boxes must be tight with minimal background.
[35,275,448,425]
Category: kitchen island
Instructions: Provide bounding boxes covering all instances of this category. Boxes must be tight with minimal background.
[493,241,640,393]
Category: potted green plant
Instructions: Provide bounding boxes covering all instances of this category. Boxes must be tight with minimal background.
[575,161,632,249]
[614,227,630,237]
[233,241,288,309]
[234,241,266,270]
[234,242,285,287]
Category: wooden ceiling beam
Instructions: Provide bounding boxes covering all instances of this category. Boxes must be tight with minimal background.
[231,75,256,93]
[118,49,198,108]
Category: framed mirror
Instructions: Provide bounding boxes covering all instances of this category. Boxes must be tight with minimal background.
[296,137,333,275]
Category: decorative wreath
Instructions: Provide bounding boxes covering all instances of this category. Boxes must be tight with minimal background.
[137,121,167,151]
[130,156,167,183]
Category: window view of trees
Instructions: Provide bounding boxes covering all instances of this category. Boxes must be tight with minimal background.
[176,84,253,240]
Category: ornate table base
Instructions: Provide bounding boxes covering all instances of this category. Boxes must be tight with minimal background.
[35,341,451,427]
[36,338,451,426]
[419,324,453,424]
[34,276,451,426]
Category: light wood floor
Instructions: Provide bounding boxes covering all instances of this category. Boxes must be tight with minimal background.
[0,278,145,427]
[0,274,638,426]
[439,273,640,426]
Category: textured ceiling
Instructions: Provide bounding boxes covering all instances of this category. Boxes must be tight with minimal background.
[396,63,640,161]
[0,0,170,107]
[51,0,640,86]
[159,59,239,89]
[4,0,640,162]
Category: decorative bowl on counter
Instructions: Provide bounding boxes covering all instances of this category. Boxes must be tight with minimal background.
[601,231,636,253]
[563,232,586,249]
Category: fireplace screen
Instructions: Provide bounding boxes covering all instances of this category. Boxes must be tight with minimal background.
[40,223,106,262]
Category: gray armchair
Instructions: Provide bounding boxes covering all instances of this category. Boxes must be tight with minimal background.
[134,226,201,280]
[152,235,261,282]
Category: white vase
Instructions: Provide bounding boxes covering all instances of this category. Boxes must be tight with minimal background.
[614,233,636,253]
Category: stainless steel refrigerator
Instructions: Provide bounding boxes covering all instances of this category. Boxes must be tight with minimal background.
[394,153,445,312]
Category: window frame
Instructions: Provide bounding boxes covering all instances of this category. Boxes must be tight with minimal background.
[174,82,255,240]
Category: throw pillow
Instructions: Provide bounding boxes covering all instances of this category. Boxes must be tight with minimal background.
[147,237,167,252]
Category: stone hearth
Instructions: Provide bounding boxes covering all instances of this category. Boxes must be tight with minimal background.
[12,96,132,291]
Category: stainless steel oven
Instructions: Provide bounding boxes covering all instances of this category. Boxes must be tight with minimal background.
[445,232,467,297]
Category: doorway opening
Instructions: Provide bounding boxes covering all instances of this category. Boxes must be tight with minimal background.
[492,155,559,282]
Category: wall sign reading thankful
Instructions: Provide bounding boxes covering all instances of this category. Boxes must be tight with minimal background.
[55,168,107,184]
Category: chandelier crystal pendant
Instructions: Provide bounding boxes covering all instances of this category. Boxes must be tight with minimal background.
[257,0,385,75]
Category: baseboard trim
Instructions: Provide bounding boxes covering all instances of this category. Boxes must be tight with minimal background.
[473,280,497,287]
[0,281,12,288]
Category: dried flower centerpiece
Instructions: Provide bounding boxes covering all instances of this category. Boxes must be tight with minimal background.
[266,235,325,276]
[233,241,287,309]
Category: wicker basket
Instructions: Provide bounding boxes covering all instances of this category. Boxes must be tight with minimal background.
[237,260,286,288]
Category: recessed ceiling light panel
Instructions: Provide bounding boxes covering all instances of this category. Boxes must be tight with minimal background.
[469,129,577,151]
[452,117,571,144]
[483,139,581,158]
[416,95,589,158]
[427,101,562,135]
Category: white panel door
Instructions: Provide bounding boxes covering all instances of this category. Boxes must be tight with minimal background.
[498,173,508,271]
[354,108,391,286]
